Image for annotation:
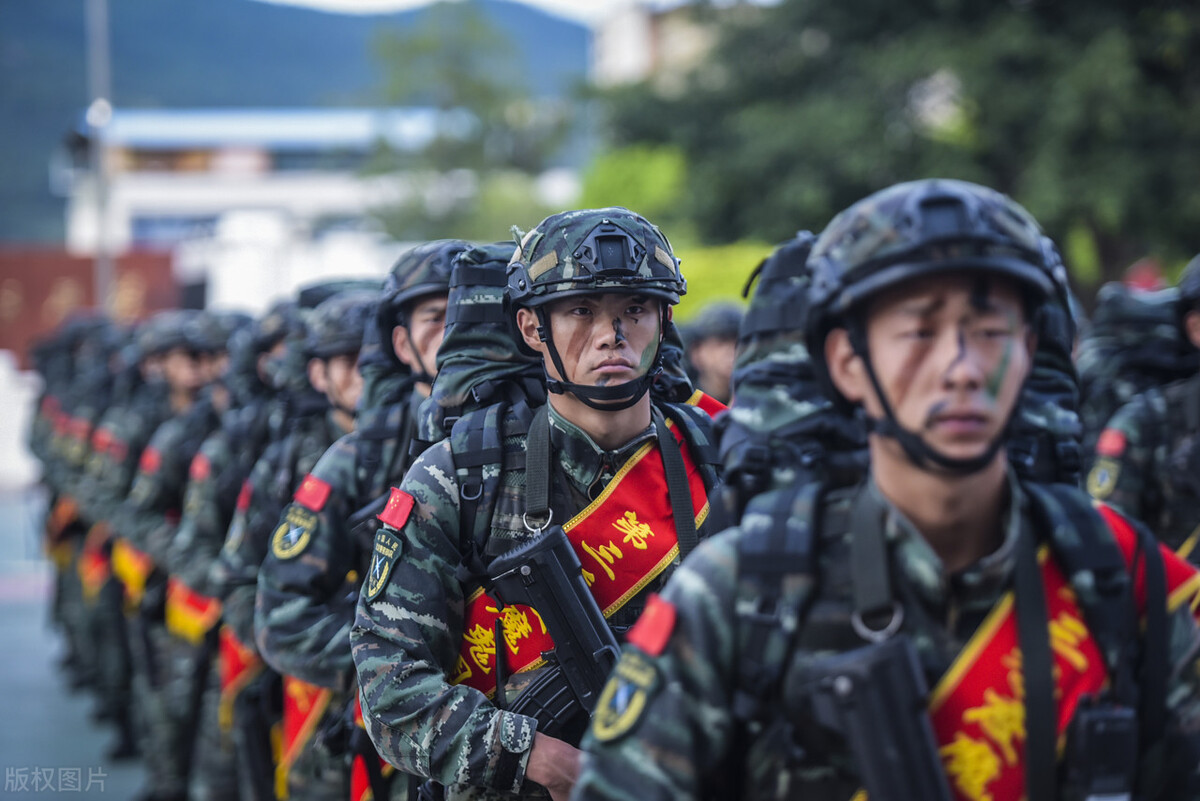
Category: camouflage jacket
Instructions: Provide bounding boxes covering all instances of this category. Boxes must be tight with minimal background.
[115,396,220,566]
[351,403,718,801]
[168,396,273,595]
[211,410,345,649]
[255,383,422,689]
[573,473,1200,801]
[1085,372,1200,556]
[75,381,171,531]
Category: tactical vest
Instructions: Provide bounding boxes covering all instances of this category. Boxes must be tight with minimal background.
[726,479,1172,801]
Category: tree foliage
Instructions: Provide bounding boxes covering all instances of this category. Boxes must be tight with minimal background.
[595,0,1200,287]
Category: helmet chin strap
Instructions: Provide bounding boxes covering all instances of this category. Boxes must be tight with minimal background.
[535,306,664,412]
[847,323,1014,476]
[401,323,435,385]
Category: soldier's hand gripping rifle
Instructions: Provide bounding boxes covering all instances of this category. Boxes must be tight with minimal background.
[486,525,622,742]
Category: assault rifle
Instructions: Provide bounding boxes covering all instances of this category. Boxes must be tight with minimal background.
[486,525,622,742]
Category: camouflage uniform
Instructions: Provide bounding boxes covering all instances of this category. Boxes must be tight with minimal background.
[255,241,467,801]
[576,180,1200,801]
[351,209,721,801]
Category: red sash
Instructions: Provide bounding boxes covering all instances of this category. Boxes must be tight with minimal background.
[111,538,155,609]
[685,389,728,419]
[218,625,263,734]
[165,576,222,646]
[453,418,708,695]
[78,547,111,603]
[277,676,333,800]
[350,696,393,801]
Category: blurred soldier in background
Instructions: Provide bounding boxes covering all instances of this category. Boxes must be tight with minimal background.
[168,302,297,801]
[574,179,1200,801]
[1086,257,1200,558]
[351,208,723,801]
[682,301,742,406]
[212,286,376,801]
[255,240,466,801]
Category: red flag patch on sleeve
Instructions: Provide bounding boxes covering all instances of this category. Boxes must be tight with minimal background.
[189,454,212,482]
[625,593,677,657]
[139,447,161,474]
[293,474,333,512]
[235,480,254,512]
[1096,429,1127,457]
[378,488,415,530]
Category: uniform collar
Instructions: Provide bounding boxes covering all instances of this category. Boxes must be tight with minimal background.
[868,467,1024,607]
[547,404,656,497]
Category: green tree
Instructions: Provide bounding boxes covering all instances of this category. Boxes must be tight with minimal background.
[595,0,1200,288]
[366,0,570,239]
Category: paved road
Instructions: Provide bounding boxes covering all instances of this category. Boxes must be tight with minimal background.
[1,489,146,799]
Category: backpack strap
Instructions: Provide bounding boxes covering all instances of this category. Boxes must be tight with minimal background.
[1024,482,1168,747]
[656,400,721,496]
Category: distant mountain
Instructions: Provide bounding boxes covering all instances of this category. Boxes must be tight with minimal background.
[0,0,589,244]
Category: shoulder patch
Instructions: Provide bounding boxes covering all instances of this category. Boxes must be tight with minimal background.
[378,487,415,530]
[625,593,676,657]
[189,453,212,482]
[1096,429,1127,458]
[1086,457,1120,500]
[294,473,333,512]
[590,651,659,743]
[271,504,318,560]
[139,446,161,474]
[364,529,403,603]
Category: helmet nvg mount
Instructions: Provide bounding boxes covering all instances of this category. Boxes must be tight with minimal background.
[506,207,686,410]
[805,178,1069,475]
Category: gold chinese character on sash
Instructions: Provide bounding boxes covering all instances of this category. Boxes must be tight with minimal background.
[613,511,655,549]
[464,623,495,674]
[1048,601,1090,672]
[485,605,546,654]
[453,655,473,685]
[582,540,624,582]
[940,732,1001,801]
[963,688,1024,765]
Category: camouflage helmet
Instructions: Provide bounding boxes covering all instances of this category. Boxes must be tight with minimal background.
[505,207,686,310]
[376,239,469,367]
[136,309,198,359]
[185,309,253,354]
[805,179,1067,474]
[304,291,378,360]
[806,179,1065,339]
[684,301,744,346]
[254,299,302,354]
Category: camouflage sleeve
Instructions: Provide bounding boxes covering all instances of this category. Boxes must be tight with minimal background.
[1085,394,1159,526]
[255,435,359,689]
[350,441,538,794]
[212,449,279,647]
[169,433,231,593]
[115,422,184,560]
[573,530,741,801]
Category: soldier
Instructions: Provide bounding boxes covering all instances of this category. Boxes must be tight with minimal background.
[168,303,295,801]
[682,301,743,405]
[573,180,1200,801]
[351,207,724,801]
[213,288,376,801]
[1086,256,1200,557]
[254,239,468,801]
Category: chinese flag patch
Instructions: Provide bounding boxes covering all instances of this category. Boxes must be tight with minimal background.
[378,488,415,531]
[235,480,254,512]
[626,593,676,657]
[1096,429,1127,458]
[189,454,212,482]
[139,447,161,474]
[294,474,333,512]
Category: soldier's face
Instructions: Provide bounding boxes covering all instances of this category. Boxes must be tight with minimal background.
[161,347,205,394]
[393,294,448,381]
[827,274,1035,465]
[312,352,363,412]
[518,293,663,390]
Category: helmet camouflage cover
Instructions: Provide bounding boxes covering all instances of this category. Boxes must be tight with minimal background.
[506,207,686,308]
